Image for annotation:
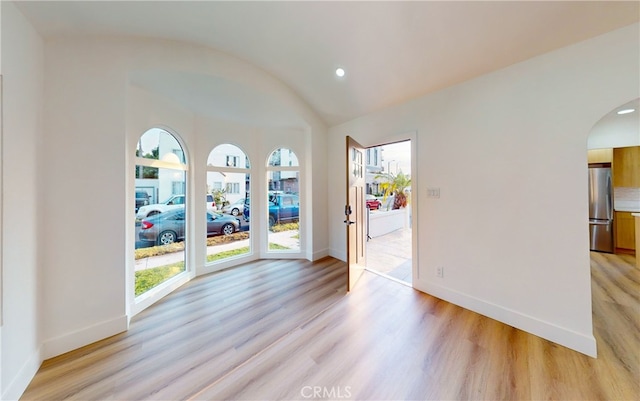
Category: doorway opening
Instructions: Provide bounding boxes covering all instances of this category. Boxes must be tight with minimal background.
[364,139,412,284]
[586,98,639,256]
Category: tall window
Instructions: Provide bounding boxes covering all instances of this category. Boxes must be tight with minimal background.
[134,128,188,297]
[206,144,251,264]
[267,148,300,252]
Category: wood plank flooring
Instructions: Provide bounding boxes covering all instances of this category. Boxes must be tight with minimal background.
[21,253,638,400]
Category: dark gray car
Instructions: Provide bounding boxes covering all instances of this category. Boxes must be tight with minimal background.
[135,190,150,212]
[139,208,240,246]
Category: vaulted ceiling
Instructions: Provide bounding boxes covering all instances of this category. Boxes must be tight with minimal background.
[14,1,640,127]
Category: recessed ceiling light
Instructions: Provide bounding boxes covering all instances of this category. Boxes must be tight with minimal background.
[335,68,345,77]
[617,108,635,115]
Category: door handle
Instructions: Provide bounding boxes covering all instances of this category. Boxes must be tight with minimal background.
[344,204,355,224]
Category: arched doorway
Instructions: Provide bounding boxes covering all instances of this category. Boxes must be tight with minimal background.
[586,98,639,254]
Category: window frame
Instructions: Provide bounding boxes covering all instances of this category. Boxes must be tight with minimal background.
[131,127,191,317]
[205,143,253,268]
[265,147,302,256]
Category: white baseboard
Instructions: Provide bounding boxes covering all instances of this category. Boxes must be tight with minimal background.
[329,248,346,262]
[311,248,330,261]
[2,345,42,401]
[414,280,597,357]
[42,315,129,360]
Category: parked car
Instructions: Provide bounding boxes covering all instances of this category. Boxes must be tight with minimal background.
[366,194,382,210]
[243,197,251,221]
[269,194,299,226]
[135,190,150,212]
[221,198,245,216]
[206,194,217,212]
[138,208,240,246]
[243,194,299,227]
[136,194,216,219]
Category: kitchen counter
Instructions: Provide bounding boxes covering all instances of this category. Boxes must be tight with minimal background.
[614,188,640,213]
[614,199,640,213]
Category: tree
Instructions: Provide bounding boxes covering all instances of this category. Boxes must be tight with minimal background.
[375,171,411,210]
[135,146,160,179]
[211,188,227,207]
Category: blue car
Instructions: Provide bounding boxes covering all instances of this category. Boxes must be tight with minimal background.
[243,194,299,227]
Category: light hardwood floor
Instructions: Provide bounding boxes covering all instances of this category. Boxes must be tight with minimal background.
[21,253,638,400]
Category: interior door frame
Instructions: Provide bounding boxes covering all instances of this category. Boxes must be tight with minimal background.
[356,132,418,286]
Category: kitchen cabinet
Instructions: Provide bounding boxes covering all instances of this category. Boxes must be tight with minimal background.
[612,146,640,187]
[615,211,636,252]
[587,148,613,164]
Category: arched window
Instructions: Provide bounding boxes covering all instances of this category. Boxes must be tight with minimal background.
[266,148,300,252]
[206,144,251,263]
[134,128,188,297]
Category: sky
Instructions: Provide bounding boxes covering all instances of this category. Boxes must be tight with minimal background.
[381,140,411,176]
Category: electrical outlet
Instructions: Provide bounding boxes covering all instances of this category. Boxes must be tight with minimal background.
[436,266,444,278]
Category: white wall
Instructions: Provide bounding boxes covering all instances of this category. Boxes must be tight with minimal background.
[1,3,44,399]
[328,23,640,356]
[40,37,129,360]
[0,3,3,396]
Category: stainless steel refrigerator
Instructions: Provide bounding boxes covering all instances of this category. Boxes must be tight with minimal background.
[588,166,613,253]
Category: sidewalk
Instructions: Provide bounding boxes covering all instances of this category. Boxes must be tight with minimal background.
[366,227,412,283]
[135,230,299,271]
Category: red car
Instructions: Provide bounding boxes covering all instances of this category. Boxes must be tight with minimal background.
[366,195,382,210]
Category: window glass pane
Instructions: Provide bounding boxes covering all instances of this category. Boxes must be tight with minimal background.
[136,128,186,164]
[206,144,251,264]
[268,148,299,167]
[207,143,250,169]
[134,129,187,298]
[267,147,299,252]
[135,165,158,179]
[267,174,300,252]
[134,167,186,296]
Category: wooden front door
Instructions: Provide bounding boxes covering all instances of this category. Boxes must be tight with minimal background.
[345,136,366,291]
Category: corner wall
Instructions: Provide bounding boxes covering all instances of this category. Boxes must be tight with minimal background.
[328,23,640,356]
[1,3,44,399]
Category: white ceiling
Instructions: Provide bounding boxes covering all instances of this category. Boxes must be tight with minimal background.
[13,1,640,127]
